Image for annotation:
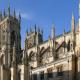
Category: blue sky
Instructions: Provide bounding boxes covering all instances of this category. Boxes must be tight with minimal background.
[0,0,79,49]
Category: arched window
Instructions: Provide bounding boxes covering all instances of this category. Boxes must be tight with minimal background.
[57,65,63,77]
[67,40,70,52]
[11,31,15,45]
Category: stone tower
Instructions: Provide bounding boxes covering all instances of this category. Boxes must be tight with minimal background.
[0,5,21,66]
[25,25,43,50]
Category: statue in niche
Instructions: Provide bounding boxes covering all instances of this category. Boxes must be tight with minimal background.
[0,45,7,65]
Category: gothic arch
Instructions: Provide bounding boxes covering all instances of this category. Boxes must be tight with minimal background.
[67,39,70,51]
[11,31,15,45]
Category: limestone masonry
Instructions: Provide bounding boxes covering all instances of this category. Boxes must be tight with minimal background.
[0,1,80,80]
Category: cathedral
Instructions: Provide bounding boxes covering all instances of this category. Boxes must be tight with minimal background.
[0,1,80,80]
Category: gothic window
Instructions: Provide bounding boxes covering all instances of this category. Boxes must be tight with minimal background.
[40,71,44,80]
[57,65,63,77]
[33,74,37,80]
[47,67,53,78]
[11,31,15,45]
[67,40,70,52]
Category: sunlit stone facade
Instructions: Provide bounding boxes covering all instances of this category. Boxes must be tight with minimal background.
[25,1,80,80]
[0,1,80,80]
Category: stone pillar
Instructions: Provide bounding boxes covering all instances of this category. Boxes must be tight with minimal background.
[1,65,9,80]
[11,65,17,80]
[72,54,77,80]
[20,65,29,80]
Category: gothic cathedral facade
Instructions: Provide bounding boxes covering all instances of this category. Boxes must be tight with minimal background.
[0,1,80,80]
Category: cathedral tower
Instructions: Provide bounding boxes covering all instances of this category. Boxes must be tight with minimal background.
[25,25,43,50]
[0,6,21,66]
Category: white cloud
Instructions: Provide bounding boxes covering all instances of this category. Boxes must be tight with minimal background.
[21,12,33,20]
[16,11,33,20]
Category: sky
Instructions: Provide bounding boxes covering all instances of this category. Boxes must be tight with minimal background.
[0,0,79,49]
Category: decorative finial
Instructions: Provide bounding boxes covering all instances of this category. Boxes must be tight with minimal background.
[63,27,65,35]
[19,12,21,23]
[51,24,55,39]
[3,9,6,17]
[71,13,75,32]
[34,24,37,32]
[8,3,10,16]
[0,11,2,21]
[41,29,43,35]
[26,28,28,36]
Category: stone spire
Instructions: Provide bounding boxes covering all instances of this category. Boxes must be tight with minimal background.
[0,11,2,21]
[26,28,28,37]
[51,24,56,60]
[34,24,37,33]
[70,13,75,52]
[51,24,55,39]
[8,3,10,16]
[19,12,21,23]
[71,13,75,33]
